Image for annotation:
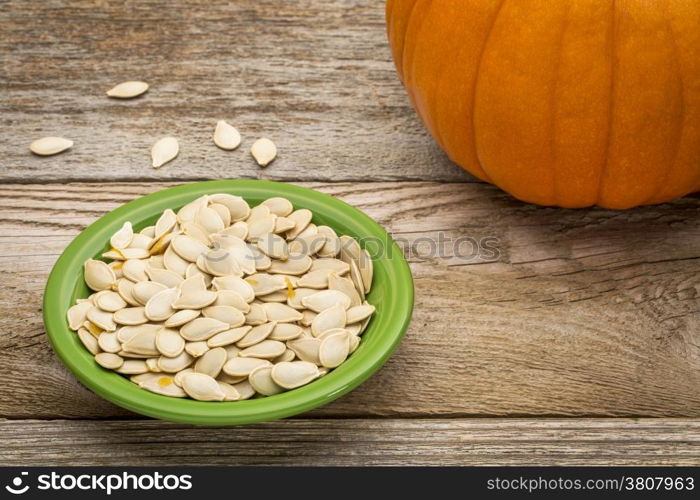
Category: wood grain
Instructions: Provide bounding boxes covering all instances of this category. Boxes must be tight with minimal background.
[1,418,698,466]
[0,0,471,183]
[2,182,699,419]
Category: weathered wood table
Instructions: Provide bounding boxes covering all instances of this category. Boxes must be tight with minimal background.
[2,0,699,466]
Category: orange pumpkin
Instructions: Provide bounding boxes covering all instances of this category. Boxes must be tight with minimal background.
[386,0,700,208]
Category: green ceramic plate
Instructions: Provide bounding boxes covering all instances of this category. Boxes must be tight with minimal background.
[43,180,413,425]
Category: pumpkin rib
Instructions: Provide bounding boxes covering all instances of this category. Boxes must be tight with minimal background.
[469,0,507,185]
[595,0,618,208]
[642,5,686,205]
[551,2,572,207]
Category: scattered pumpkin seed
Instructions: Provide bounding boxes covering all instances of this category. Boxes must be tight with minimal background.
[29,136,73,156]
[106,81,149,99]
[213,120,241,151]
[151,136,179,169]
[250,137,277,167]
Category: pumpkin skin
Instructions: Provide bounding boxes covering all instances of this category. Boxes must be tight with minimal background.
[387,0,700,208]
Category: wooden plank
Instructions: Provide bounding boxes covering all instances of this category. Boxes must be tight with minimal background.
[0,0,470,183]
[1,182,700,418]
[1,418,698,466]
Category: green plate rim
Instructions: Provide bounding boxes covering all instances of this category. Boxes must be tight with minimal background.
[43,180,414,425]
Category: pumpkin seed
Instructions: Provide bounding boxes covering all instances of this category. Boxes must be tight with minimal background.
[211,276,255,302]
[133,281,168,306]
[247,204,270,223]
[261,197,293,217]
[194,347,227,378]
[214,290,250,313]
[273,348,296,363]
[285,209,312,239]
[328,273,361,307]
[202,305,245,327]
[316,226,341,258]
[207,326,251,347]
[251,137,277,167]
[268,323,303,341]
[319,331,350,368]
[196,205,225,234]
[274,216,296,233]
[239,339,286,360]
[288,233,328,256]
[247,215,276,242]
[116,360,149,374]
[95,352,124,370]
[213,120,242,151]
[218,381,241,401]
[249,365,284,396]
[87,307,117,332]
[271,361,319,389]
[248,244,272,270]
[172,290,217,310]
[122,259,149,282]
[210,194,250,222]
[257,289,288,302]
[29,136,73,156]
[121,326,159,355]
[164,308,200,328]
[310,258,349,275]
[145,267,184,288]
[171,235,209,262]
[223,344,241,360]
[246,273,286,296]
[297,268,334,289]
[84,259,116,291]
[209,203,231,226]
[151,137,179,168]
[141,375,187,398]
[174,368,194,387]
[128,233,153,250]
[158,351,194,373]
[286,337,321,364]
[339,235,362,264]
[268,252,312,275]
[163,245,190,276]
[97,331,121,353]
[180,317,229,341]
[296,223,317,239]
[77,328,101,355]
[181,372,226,401]
[110,222,134,250]
[261,303,303,323]
[113,306,148,326]
[257,233,289,261]
[200,248,242,277]
[185,341,210,358]
[108,261,124,279]
[346,304,375,324]
[245,303,267,325]
[311,303,346,337]
[180,221,211,245]
[300,310,317,327]
[67,301,93,330]
[156,328,185,357]
[106,81,149,98]
[358,249,373,293]
[349,259,366,301]
[103,247,150,260]
[223,356,271,377]
[237,321,276,348]
[221,220,248,239]
[232,379,256,400]
[117,324,160,343]
[302,290,351,313]
[155,208,177,240]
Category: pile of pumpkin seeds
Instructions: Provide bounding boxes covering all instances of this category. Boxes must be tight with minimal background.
[66,194,375,401]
